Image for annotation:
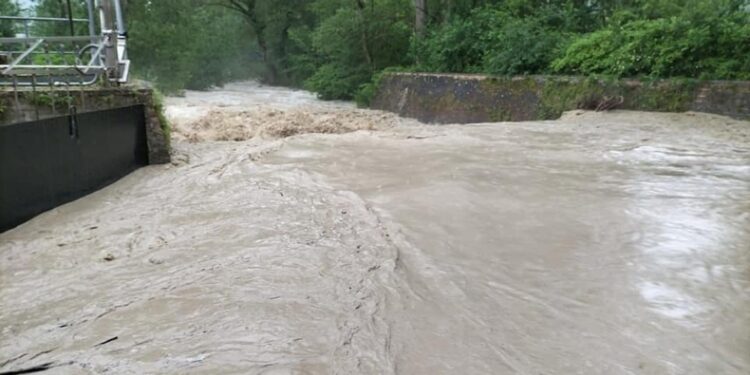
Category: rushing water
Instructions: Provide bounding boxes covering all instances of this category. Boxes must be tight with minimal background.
[1,82,749,374]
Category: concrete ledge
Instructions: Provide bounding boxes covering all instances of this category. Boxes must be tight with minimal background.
[0,86,170,164]
[371,73,750,123]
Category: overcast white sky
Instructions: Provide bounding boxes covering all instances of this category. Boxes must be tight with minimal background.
[14,0,35,13]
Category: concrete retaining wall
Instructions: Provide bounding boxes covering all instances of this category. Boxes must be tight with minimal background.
[0,86,170,164]
[371,73,750,123]
[0,105,150,232]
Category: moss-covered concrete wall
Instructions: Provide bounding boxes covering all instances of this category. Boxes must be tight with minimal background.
[0,87,170,164]
[371,73,750,123]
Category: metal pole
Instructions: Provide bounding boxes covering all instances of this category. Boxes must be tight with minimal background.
[86,0,96,41]
[112,0,126,35]
[66,0,75,36]
[100,0,117,83]
[32,74,39,120]
[23,20,30,48]
[0,16,88,22]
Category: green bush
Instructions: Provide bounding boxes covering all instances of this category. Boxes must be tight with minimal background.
[480,16,573,75]
[552,11,750,80]
[151,89,172,150]
[354,79,378,108]
[354,67,406,107]
[412,15,486,73]
[304,63,370,100]
[413,5,578,76]
[0,0,18,37]
[299,0,412,100]
[128,1,254,93]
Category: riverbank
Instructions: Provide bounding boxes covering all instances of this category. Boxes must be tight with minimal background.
[371,73,750,123]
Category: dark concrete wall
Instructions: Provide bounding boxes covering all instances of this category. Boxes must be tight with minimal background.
[0,87,170,164]
[371,73,750,123]
[0,105,150,232]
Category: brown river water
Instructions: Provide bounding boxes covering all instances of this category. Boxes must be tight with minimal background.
[1,82,749,374]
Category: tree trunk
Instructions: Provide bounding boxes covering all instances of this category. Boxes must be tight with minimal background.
[56,0,66,18]
[414,0,427,36]
[355,0,374,70]
[252,24,280,85]
[222,0,288,85]
[275,11,293,85]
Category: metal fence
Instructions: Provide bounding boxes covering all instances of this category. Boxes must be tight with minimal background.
[0,0,129,87]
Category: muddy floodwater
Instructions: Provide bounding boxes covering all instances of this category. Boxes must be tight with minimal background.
[1,82,749,374]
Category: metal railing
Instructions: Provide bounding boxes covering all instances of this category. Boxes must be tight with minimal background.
[0,36,106,86]
[0,0,128,87]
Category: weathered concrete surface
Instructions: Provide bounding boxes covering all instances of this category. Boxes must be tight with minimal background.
[371,73,750,123]
[0,87,170,164]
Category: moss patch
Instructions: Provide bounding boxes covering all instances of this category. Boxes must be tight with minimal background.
[624,79,697,112]
[538,76,698,120]
[151,88,172,150]
[479,76,540,96]
[488,107,512,122]
[538,77,596,119]
[28,91,75,110]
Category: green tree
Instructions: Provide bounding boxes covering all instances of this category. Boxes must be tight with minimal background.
[127,0,254,92]
[60,0,750,97]
[0,0,19,37]
[299,0,413,99]
[31,0,89,36]
[413,2,583,74]
[552,0,750,79]
[212,0,310,85]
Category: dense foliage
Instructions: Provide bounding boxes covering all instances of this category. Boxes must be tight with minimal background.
[127,0,254,92]
[0,0,18,37]
[552,1,750,79]
[30,0,90,36]
[302,0,413,99]
[414,0,750,80]
[413,5,582,75]
[16,0,750,98]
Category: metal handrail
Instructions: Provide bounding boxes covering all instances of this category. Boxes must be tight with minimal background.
[0,36,107,86]
[0,0,128,86]
[2,39,44,74]
[0,16,89,23]
[0,36,100,43]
